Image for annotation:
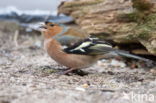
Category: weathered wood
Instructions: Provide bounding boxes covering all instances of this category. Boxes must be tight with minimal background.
[59,0,156,55]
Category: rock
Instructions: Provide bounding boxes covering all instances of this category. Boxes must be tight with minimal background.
[58,0,156,55]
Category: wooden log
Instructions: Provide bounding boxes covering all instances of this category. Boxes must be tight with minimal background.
[58,0,156,55]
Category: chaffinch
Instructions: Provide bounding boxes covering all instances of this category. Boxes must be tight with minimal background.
[39,21,150,74]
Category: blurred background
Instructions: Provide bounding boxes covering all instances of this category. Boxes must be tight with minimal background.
[0,0,73,24]
[0,0,60,11]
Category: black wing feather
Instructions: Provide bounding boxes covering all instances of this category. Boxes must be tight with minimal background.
[63,38,113,55]
[63,37,151,62]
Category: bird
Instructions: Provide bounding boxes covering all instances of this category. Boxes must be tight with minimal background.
[39,21,151,75]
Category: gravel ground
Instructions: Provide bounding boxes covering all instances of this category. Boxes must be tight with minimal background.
[0,21,156,103]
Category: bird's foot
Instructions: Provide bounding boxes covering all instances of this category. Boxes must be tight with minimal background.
[58,68,88,76]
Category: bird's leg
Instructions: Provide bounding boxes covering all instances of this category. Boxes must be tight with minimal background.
[58,68,75,75]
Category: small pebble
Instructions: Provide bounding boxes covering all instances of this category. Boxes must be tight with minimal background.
[75,87,86,92]
[150,69,156,75]
[82,83,89,88]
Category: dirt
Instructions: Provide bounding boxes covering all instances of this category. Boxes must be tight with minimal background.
[0,21,156,103]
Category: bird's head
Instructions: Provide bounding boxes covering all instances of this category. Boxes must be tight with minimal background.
[39,21,63,39]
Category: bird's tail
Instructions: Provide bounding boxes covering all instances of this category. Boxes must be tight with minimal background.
[113,49,150,62]
[90,45,152,62]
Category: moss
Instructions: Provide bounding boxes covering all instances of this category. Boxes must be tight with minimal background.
[145,14,156,29]
[145,14,156,21]
[126,13,140,22]
[126,34,136,40]
[135,23,153,40]
[132,0,153,11]
[153,48,156,54]
[137,31,150,40]
[118,8,156,41]
[118,1,155,24]
[136,13,156,40]
[117,12,146,23]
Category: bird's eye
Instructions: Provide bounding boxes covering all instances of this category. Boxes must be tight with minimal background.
[50,24,55,27]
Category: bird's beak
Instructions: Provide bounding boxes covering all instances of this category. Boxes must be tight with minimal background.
[39,24,47,29]
[38,23,47,32]
[39,25,47,29]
